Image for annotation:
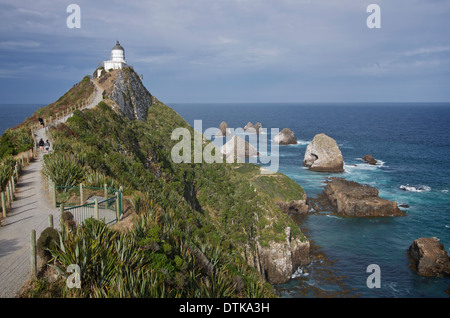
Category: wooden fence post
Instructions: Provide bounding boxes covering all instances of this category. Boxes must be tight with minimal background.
[6,186,11,209]
[94,198,99,220]
[48,214,53,228]
[30,230,37,277]
[51,181,57,208]
[1,192,6,218]
[115,192,120,221]
[80,183,84,205]
[104,183,108,200]
[8,181,13,202]
[119,186,124,213]
[11,176,15,194]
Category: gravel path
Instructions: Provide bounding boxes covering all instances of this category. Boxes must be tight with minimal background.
[0,79,103,298]
[0,130,60,298]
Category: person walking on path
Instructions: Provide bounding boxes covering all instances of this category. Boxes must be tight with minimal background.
[45,140,50,153]
[38,138,45,152]
[38,117,45,128]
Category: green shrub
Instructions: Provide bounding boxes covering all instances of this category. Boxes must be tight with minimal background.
[0,157,14,192]
[42,153,85,187]
[37,227,60,264]
[0,127,34,160]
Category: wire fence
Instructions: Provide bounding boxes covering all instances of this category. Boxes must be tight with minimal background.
[49,183,123,225]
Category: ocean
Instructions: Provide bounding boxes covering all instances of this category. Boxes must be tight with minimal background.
[0,104,45,134]
[168,102,450,298]
[1,102,449,297]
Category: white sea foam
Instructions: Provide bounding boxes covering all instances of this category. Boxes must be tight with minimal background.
[279,139,310,146]
[296,140,311,146]
[325,214,342,220]
[400,184,431,192]
[441,189,449,193]
[291,267,309,279]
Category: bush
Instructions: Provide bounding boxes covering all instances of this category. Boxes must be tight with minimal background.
[37,227,60,264]
[0,127,34,160]
[0,157,15,192]
[42,153,85,187]
[61,211,77,233]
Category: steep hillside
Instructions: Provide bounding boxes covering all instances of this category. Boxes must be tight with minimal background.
[29,68,310,297]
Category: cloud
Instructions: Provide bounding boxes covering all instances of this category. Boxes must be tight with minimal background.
[0,41,41,50]
[0,0,449,102]
[403,46,450,57]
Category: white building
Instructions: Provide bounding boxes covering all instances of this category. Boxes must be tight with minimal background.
[99,41,127,76]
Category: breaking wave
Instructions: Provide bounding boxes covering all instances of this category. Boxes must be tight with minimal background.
[400,184,431,192]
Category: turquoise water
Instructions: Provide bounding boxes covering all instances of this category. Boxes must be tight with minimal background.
[169,102,450,298]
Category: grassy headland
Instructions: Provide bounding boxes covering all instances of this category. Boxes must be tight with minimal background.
[18,71,308,297]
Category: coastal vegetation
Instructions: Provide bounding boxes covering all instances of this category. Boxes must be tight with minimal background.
[14,75,94,130]
[0,75,94,192]
[0,126,34,160]
[0,126,34,199]
[15,72,308,297]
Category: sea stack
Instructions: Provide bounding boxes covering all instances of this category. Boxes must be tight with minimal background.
[244,122,263,134]
[322,177,405,217]
[221,135,258,162]
[408,237,450,277]
[216,121,231,137]
[273,128,298,145]
[303,133,344,173]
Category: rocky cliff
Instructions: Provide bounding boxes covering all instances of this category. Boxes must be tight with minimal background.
[99,68,153,121]
[245,227,310,284]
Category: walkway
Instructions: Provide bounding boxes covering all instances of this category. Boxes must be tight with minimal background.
[0,79,102,298]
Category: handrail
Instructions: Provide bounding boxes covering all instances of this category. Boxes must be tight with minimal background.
[51,182,124,225]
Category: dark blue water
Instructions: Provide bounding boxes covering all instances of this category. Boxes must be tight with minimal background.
[169,102,450,298]
[0,104,44,134]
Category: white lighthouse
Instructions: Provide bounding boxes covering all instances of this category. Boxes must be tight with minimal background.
[102,41,127,72]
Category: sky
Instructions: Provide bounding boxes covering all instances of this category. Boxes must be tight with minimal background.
[0,0,449,104]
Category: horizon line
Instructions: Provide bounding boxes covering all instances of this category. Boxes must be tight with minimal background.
[1,101,450,106]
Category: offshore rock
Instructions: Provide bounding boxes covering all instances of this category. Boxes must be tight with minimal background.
[408,237,450,277]
[303,133,344,173]
[109,68,153,121]
[322,177,405,217]
[216,121,231,136]
[273,128,298,145]
[221,135,258,162]
[362,154,377,165]
[244,122,263,134]
[244,122,254,130]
